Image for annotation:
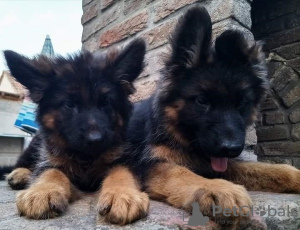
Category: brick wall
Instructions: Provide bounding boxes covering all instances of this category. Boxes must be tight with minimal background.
[81,0,263,157]
[252,0,300,168]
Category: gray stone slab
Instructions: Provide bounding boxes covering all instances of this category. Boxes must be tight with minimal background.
[0,182,299,230]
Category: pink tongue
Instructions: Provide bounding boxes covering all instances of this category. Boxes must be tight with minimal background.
[211,157,228,172]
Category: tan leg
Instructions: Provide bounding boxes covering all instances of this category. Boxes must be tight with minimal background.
[225,161,300,193]
[7,168,32,190]
[146,163,252,226]
[98,166,149,225]
[16,169,72,219]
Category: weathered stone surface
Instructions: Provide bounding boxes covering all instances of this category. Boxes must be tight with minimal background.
[81,3,98,25]
[256,141,300,155]
[97,4,121,30]
[264,26,300,50]
[131,74,159,102]
[264,111,285,125]
[289,108,300,124]
[274,42,300,60]
[141,20,176,51]
[1,182,300,229]
[260,95,279,111]
[101,0,115,10]
[212,18,254,41]
[99,11,148,47]
[291,124,300,140]
[245,126,257,147]
[153,0,198,23]
[287,57,300,72]
[256,125,289,141]
[272,66,298,92]
[280,83,300,108]
[123,0,154,16]
[82,0,93,7]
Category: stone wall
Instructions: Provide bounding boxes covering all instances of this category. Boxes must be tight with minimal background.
[82,0,253,100]
[252,0,300,168]
[82,0,257,152]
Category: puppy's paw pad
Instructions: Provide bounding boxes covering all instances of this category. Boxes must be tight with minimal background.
[98,188,149,225]
[7,168,31,190]
[16,185,69,219]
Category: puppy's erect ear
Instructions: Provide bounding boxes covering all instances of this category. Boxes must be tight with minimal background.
[115,38,146,82]
[168,6,212,69]
[4,50,54,103]
[215,30,265,66]
[112,38,146,94]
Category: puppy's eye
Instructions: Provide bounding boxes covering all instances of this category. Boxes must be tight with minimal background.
[195,96,210,111]
[65,100,76,109]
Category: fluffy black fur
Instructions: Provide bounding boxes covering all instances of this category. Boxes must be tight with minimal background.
[2,38,146,191]
[123,7,268,181]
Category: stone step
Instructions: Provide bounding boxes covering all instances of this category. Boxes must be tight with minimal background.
[0,181,299,230]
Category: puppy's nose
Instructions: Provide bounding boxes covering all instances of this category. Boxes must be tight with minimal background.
[87,131,102,143]
[220,141,244,157]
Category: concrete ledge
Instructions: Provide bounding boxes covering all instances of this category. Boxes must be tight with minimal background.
[0,182,299,230]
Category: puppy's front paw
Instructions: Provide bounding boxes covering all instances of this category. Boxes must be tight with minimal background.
[16,184,69,219]
[98,187,149,225]
[193,179,252,226]
[7,168,31,190]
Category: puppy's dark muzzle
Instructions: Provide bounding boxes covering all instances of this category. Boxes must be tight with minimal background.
[219,141,244,158]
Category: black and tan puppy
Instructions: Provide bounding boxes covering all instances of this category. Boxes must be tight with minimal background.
[3,38,149,223]
[104,6,300,228]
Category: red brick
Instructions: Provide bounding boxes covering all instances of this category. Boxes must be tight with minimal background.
[124,0,154,15]
[81,4,98,24]
[99,11,148,48]
[141,20,176,50]
[153,0,198,23]
[94,4,121,32]
[101,0,115,10]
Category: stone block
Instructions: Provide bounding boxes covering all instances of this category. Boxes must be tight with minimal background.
[291,123,300,140]
[256,125,289,141]
[280,83,300,107]
[293,158,300,169]
[287,57,300,72]
[289,108,300,124]
[99,11,148,47]
[101,0,115,10]
[153,0,198,23]
[141,20,176,51]
[256,141,300,155]
[123,0,154,16]
[260,96,279,111]
[81,3,98,25]
[272,66,298,92]
[274,42,300,60]
[264,111,285,125]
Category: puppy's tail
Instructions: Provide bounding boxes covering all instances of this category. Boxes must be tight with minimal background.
[0,166,14,180]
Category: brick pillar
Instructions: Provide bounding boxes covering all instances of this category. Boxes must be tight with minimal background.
[81,0,257,154]
[252,0,300,168]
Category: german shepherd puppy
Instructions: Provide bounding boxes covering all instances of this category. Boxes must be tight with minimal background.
[3,38,149,223]
[102,7,300,227]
